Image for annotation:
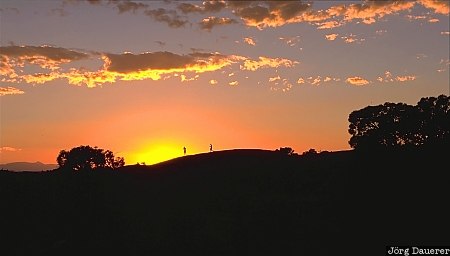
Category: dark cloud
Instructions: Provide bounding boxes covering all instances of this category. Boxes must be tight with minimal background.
[144,8,189,28]
[178,1,226,14]
[154,41,166,47]
[230,1,311,28]
[116,1,148,14]
[104,51,233,73]
[199,16,238,31]
[0,45,88,62]
[105,51,193,73]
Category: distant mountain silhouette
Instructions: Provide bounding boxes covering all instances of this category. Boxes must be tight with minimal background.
[0,161,57,171]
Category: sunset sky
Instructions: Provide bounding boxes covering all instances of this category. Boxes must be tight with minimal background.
[1,0,449,165]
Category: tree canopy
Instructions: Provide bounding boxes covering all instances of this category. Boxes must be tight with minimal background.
[57,145,125,172]
[348,95,449,150]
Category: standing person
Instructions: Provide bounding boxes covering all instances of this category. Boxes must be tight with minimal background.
[209,144,213,152]
[183,146,186,156]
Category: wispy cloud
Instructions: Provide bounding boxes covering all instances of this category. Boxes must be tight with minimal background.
[325,33,338,41]
[116,1,148,14]
[395,75,416,82]
[346,76,370,86]
[268,75,281,82]
[178,1,226,14]
[0,86,24,96]
[209,79,218,85]
[241,56,298,71]
[315,21,343,29]
[243,37,256,46]
[0,146,22,152]
[377,71,417,83]
[441,31,450,35]
[144,8,188,28]
[229,81,238,86]
[297,75,340,86]
[199,16,238,31]
[279,36,300,46]
[341,34,365,44]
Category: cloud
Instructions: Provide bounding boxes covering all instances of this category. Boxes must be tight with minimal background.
[229,81,238,86]
[279,36,300,46]
[328,1,415,25]
[297,75,340,86]
[68,0,448,31]
[0,45,89,83]
[375,29,387,35]
[199,16,238,31]
[180,74,199,82]
[209,79,218,85]
[0,45,88,70]
[377,71,417,83]
[269,75,281,82]
[1,45,246,87]
[178,1,226,14]
[395,75,416,82]
[441,31,450,35]
[154,41,166,47]
[325,33,338,41]
[231,1,311,29]
[243,37,256,46]
[346,76,370,86]
[341,34,365,44]
[144,8,188,28]
[418,0,450,15]
[428,18,440,22]
[0,86,24,96]
[0,146,22,152]
[315,20,343,29]
[406,14,427,21]
[241,56,298,71]
[116,1,148,14]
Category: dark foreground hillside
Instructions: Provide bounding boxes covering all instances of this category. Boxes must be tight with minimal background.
[1,149,449,255]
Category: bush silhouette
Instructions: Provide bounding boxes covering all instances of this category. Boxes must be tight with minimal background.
[348,95,449,150]
[276,147,296,156]
[302,148,318,156]
[57,145,125,172]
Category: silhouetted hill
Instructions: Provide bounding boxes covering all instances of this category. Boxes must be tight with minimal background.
[1,148,449,255]
[0,161,57,172]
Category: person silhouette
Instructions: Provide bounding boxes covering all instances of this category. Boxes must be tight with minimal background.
[183,146,186,155]
[209,144,213,152]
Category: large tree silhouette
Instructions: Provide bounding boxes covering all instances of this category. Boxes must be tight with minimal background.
[348,95,449,150]
[57,145,124,171]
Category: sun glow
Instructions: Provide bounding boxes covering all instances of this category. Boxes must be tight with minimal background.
[127,142,185,165]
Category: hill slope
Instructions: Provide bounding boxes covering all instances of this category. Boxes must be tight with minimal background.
[1,149,449,255]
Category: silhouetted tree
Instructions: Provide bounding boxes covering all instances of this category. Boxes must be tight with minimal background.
[276,147,296,156]
[416,95,450,144]
[57,145,125,172]
[348,95,449,150]
[302,148,318,156]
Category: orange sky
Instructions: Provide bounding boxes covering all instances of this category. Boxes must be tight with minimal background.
[1,0,449,164]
